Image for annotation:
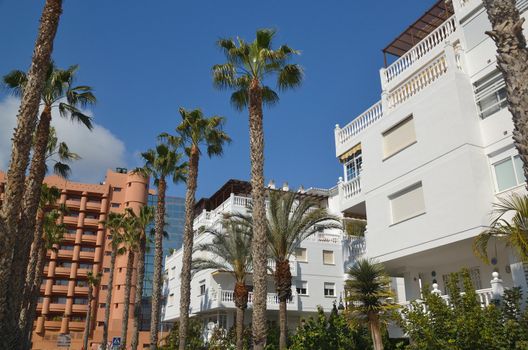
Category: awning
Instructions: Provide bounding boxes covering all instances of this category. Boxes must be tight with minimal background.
[339,143,361,163]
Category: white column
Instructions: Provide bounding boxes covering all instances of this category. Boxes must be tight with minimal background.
[404,269,422,301]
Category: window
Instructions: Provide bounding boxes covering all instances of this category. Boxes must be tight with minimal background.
[71,315,85,322]
[322,250,334,265]
[76,280,88,287]
[85,213,98,219]
[344,149,362,181]
[101,285,108,290]
[103,268,110,273]
[81,247,95,252]
[170,266,176,280]
[295,248,307,262]
[57,261,72,268]
[73,297,88,305]
[54,279,69,286]
[382,116,416,158]
[474,71,507,119]
[60,245,74,251]
[493,155,524,192]
[168,293,175,305]
[67,228,77,234]
[79,263,92,270]
[113,187,122,192]
[199,282,206,295]
[69,211,80,218]
[83,230,96,236]
[51,296,67,304]
[296,281,308,295]
[68,195,81,202]
[111,203,120,208]
[87,196,99,203]
[324,282,335,297]
[389,182,425,224]
[105,251,111,256]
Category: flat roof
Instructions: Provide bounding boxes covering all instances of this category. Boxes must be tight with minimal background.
[383,0,454,60]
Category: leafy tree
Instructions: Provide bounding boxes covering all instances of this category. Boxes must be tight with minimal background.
[193,219,252,350]
[161,107,230,350]
[83,271,102,350]
[159,318,206,350]
[101,212,127,350]
[0,2,63,339]
[135,141,186,349]
[346,259,396,350]
[3,63,95,344]
[482,0,528,187]
[213,28,303,350]
[131,205,155,350]
[399,269,528,349]
[474,194,528,262]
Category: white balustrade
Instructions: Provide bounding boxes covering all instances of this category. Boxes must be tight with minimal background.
[388,54,448,109]
[340,176,361,200]
[384,16,456,85]
[336,102,383,146]
[213,289,296,307]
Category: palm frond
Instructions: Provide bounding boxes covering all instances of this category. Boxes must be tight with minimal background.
[3,69,27,97]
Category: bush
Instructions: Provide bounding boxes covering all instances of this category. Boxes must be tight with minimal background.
[160,318,206,350]
[399,269,528,350]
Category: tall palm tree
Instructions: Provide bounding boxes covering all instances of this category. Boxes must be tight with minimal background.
[212,28,303,350]
[3,63,95,334]
[0,0,63,337]
[483,0,528,187]
[474,194,528,262]
[23,207,66,350]
[346,259,395,350]
[19,184,61,346]
[43,127,80,178]
[231,191,341,349]
[120,210,140,349]
[83,271,102,350]
[101,212,127,350]
[161,107,230,350]
[131,206,155,350]
[134,142,186,349]
[193,219,253,350]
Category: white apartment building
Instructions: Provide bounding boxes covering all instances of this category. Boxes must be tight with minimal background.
[162,180,365,337]
[334,0,528,306]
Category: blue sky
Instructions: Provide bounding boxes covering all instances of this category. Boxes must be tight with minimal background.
[0,1,433,198]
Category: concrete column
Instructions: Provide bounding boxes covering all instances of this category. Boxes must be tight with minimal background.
[60,315,69,334]
[403,269,422,301]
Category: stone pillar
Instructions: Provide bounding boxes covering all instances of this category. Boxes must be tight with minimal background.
[490,271,505,300]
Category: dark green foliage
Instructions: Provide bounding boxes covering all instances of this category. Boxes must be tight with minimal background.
[399,269,528,350]
[160,319,206,350]
[289,306,371,350]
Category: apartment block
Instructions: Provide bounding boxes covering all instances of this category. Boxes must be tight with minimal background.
[333,0,528,311]
[0,169,149,349]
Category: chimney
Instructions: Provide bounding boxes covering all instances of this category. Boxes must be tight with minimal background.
[298,185,305,193]
[282,182,289,191]
[268,180,276,189]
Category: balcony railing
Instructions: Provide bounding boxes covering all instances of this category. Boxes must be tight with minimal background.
[267,259,297,276]
[383,15,456,85]
[213,289,297,307]
[336,102,383,146]
[340,176,361,200]
[400,287,494,313]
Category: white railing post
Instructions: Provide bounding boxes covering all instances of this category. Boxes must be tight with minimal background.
[379,67,388,91]
[490,271,505,300]
[431,283,442,295]
[334,124,341,145]
[444,41,458,72]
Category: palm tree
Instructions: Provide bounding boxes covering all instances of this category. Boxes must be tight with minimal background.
[134,142,186,349]
[160,107,230,350]
[101,212,127,350]
[482,0,528,187]
[0,0,63,337]
[44,127,81,178]
[474,194,528,263]
[120,209,141,349]
[231,191,341,349]
[131,206,155,350]
[83,271,102,350]
[193,219,253,350]
[23,207,66,350]
[346,259,395,350]
[3,63,95,333]
[19,184,61,346]
[212,28,303,350]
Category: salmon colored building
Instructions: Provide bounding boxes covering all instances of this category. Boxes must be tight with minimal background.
[0,169,152,350]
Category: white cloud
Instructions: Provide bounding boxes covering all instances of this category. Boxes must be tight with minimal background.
[0,96,128,183]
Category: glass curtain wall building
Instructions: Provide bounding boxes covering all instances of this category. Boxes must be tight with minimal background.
[140,194,185,330]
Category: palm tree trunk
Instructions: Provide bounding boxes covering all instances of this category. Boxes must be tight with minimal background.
[121,250,135,349]
[483,0,528,188]
[248,78,267,350]
[234,282,248,350]
[368,312,383,350]
[10,107,53,347]
[18,212,45,348]
[150,177,166,349]
[0,0,62,338]
[102,246,117,350]
[236,307,245,350]
[83,285,93,350]
[178,145,199,350]
[131,237,146,350]
[275,259,291,350]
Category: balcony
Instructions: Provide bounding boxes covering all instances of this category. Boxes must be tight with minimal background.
[49,303,66,313]
[69,321,85,331]
[54,267,72,277]
[194,195,253,228]
[85,201,101,211]
[72,304,88,313]
[197,288,298,312]
[83,217,100,227]
[267,259,297,276]
[79,251,96,260]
